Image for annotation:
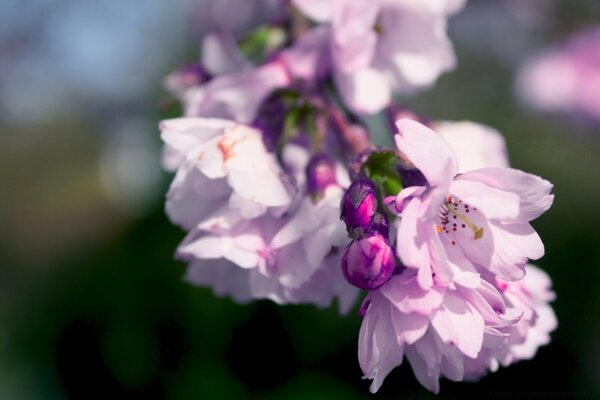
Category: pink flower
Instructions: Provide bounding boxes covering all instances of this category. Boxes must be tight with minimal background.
[359,267,518,393]
[515,26,600,125]
[178,179,358,311]
[160,118,294,230]
[184,61,291,123]
[291,0,465,114]
[358,263,556,393]
[389,119,554,289]
[162,120,358,310]
[166,31,291,123]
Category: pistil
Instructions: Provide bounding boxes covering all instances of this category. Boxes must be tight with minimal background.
[443,200,484,240]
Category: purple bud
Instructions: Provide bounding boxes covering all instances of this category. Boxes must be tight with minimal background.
[341,233,395,291]
[341,179,377,233]
[306,154,337,195]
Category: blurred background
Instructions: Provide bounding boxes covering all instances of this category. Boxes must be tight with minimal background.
[1,0,599,398]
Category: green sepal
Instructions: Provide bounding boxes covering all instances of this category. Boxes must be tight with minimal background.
[361,150,404,198]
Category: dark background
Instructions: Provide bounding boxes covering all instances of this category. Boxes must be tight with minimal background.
[1,1,599,398]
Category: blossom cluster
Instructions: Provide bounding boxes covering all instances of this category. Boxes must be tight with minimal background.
[516,25,600,125]
[159,0,556,394]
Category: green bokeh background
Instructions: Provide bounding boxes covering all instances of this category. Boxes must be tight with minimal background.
[1,1,599,398]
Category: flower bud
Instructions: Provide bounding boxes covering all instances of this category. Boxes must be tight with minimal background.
[306,154,337,195]
[341,179,377,233]
[341,233,395,290]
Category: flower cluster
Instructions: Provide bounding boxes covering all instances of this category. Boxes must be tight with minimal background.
[159,0,556,394]
[516,25,600,125]
[353,119,555,392]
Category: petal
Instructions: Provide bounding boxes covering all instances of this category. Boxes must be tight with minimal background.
[280,26,331,80]
[373,7,456,92]
[160,117,234,163]
[394,119,458,188]
[431,291,484,358]
[487,222,545,281]
[222,125,293,207]
[270,198,319,249]
[391,307,429,345]
[331,0,379,73]
[380,275,444,315]
[291,0,331,22]
[449,179,520,221]
[165,161,230,229]
[395,198,430,273]
[334,67,391,115]
[457,167,554,223]
[177,233,224,260]
[434,120,509,172]
[406,331,441,394]
[185,62,291,123]
[359,292,405,393]
[186,259,252,303]
[201,31,252,76]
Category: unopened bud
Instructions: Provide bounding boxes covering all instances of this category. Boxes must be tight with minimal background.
[341,233,395,290]
[341,179,377,233]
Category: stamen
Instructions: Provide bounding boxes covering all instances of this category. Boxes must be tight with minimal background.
[444,201,484,240]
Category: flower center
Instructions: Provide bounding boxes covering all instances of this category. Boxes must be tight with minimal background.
[436,196,484,241]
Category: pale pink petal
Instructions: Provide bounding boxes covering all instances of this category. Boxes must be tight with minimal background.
[449,179,520,221]
[443,239,481,288]
[391,307,429,345]
[394,119,458,188]
[270,199,319,249]
[185,62,291,123]
[392,186,426,214]
[201,31,252,76]
[457,167,554,223]
[359,294,405,393]
[395,197,430,273]
[438,334,465,382]
[334,67,391,115]
[280,26,331,80]
[434,121,509,172]
[406,331,441,394]
[291,0,331,22]
[165,163,230,229]
[195,137,227,178]
[228,192,267,219]
[160,117,234,170]
[303,223,340,268]
[177,234,224,260]
[186,259,252,303]
[222,125,293,207]
[487,222,545,281]
[373,8,456,92]
[331,0,379,73]
[380,275,444,315]
[431,291,484,358]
